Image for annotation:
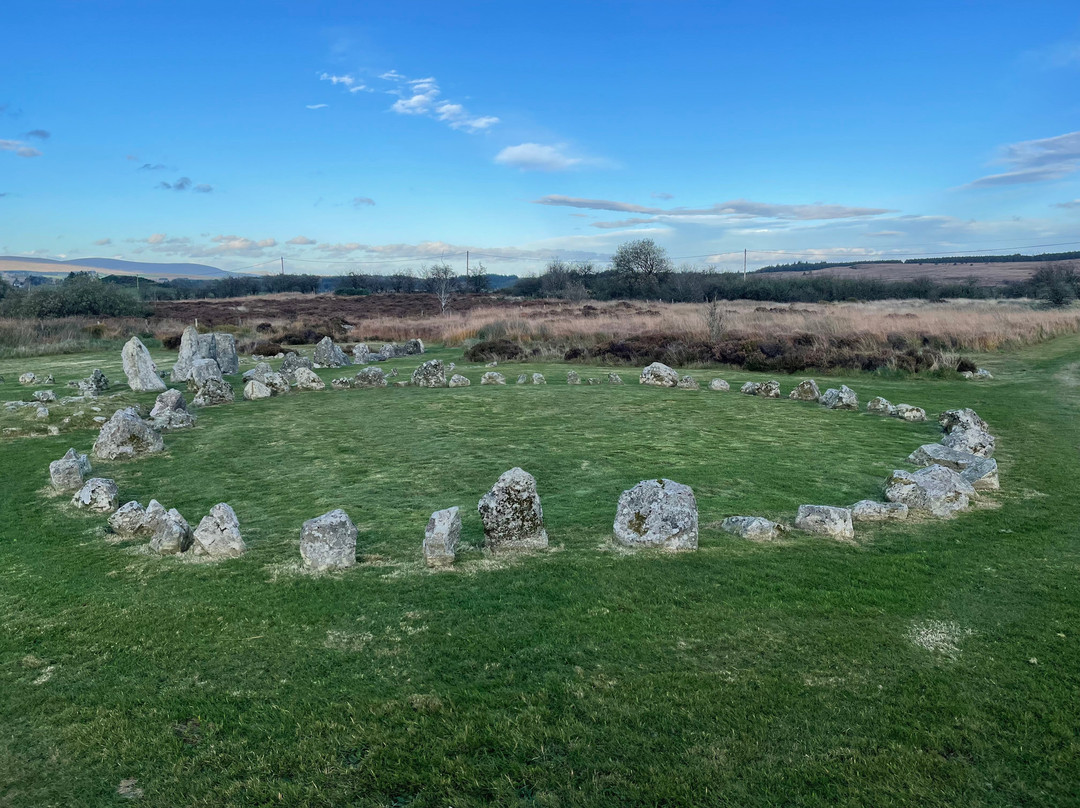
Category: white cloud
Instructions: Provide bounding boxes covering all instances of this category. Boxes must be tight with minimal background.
[93,238,112,246]
[352,196,375,207]
[966,130,1080,188]
[495,143,588,171]
[377,71,499,133]
[306,104,329,110]
[287,235,316,245]
[1055,199,1080,209]
[651,191,674,200]
[147,233,167,244]
[318,72,368,92]
[534,195,893,221]
[0,138,41,158]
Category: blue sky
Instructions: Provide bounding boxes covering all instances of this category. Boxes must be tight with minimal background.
[2,0,1079,275]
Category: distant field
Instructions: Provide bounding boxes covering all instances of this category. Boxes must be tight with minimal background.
[759,259,1080,286]
[1,338,1079,806]
[0,256,228,281]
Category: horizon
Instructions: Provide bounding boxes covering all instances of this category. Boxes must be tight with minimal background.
[3,1,1080,276]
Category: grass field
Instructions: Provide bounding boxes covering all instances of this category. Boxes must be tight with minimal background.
[1,338,1078,806]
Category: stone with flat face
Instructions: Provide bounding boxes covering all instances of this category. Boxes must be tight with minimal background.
[313,336,350,369]
[109,501,151,538]
[146,500,193,554]
[192,377,235,406]
[412,359,447,388]
[790,379,822,401]
[821,385,858,410]
[49,454,85,492]
[850,500,909,522]
[613,479,698,551]
[193,503,246,557]
[300,509,357,570]
[640,362,678,387]
[721,515,787,540]
[448,374,470,387]
[794,505,854,540]
[71,478,119,513]
[884,464,975,517]
[92,408,165,460]
[423,506,461,567]
[478,468,548,551]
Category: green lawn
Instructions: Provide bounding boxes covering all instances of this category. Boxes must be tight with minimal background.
[1,339,1078,807]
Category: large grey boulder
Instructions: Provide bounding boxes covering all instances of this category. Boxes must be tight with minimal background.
[149,389,197,430]
[191,378,234,406]
[939,408,988,434]
[480,371,506,385]
[960,457,1000,491]
[941,427,995,458]
[908,443,985,471]
[720,516,787,541]
[789,379,821,401]
[171,326,203,382]
[108,501,150,539]
[49,448,88,492]
[794,505,854,540]
[193,503,246,557]
[280,352,314,376]
[352,343,371,364]
[313,336,350,369]
[242,362,272,384]
[290,367,325,391]
[187,358,223,389]
[146,500,193,554]
[263,372,290,395]
[121,337,166,392]
[850,500,909,522]
[243,380,272,400]
[71,478,119,513]
[300,509,357,570]
[92,408,165,460]
[708,378,730,392]
[353,367,387,388]
[207,333,239,375]
[866,396,895,415]
[478,468,548,551]
[821,385,858,410]
[412,359,447,388]
[448,374,470,388]
[640,362,678,387]
[884,464,975,517]
[613,479,698,551]
[423,506,460,567]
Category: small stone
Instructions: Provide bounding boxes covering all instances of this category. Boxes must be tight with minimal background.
[567,371,581,385]
[708,378,730,392]
[587,377,600,385]
[608,373,624,385]
[35,406,49,419]
[149,389,197,430]
[850,500,909,522]
[893,404,927,422]
[867,396,895,415]
[353,367,387,388]
[243,380,272,400]
[191,378,235,406]
[676,375,700,390]
[193,503,246,557]
[18,372,37,385]
[423,506,461,567]
[613,479,698,551]
[291,367,325,391]
[71,478,119,513]
[478,468,548,551]
[975,368,993,379]
[108,501,150,538]
[448,374,471,387]
[146,500,193,554]
[639,362,678,387]
[531,373,546,385]
[480,371,506,385]
[938,408,988,434]
[32,389,56,403]
[300,509,357,570]
[485,361,499,367]
[516,374,527,384]
[789,379,821,401]
[720,516,787,540]
[242,362,272,384]
[794,505,854,540]
[820,385,858,410]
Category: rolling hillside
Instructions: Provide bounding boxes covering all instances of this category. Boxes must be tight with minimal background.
[0,256,231,281]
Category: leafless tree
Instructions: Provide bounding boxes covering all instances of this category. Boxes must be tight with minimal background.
[422,262,456,313]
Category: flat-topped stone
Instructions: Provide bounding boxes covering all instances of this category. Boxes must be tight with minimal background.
[613,479,698,551]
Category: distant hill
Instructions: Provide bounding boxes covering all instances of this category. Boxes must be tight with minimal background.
[0,255,231,280]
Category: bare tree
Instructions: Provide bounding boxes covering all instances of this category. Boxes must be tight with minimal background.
[611,238,672,294]
[422,262,457,313]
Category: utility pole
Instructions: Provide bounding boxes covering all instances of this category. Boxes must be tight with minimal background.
[280,256,285,276]
[743,248,747,278]
[466,250,470,282]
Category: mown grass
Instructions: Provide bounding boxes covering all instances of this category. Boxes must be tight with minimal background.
[0,340,1078,806]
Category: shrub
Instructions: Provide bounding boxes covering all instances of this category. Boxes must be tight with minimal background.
[956,357,978,373]
[464,339,524,362]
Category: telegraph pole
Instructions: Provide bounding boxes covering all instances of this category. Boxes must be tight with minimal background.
[280,256,285,276]
[743,248,747,277]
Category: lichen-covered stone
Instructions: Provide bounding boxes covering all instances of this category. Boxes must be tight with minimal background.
[676,375,700,390]
[75,369,110,396]
[478,468,548,551]
[867,396,895,415]
[480,371,506,385]
[423,506,460,567]
[789,379,821,401]
[352,343,371,364]
[92,408,165,460]
[353,367,387,388]
[412,359,447,388]
[32,389,56,403]
[108,500,150,538]
[567,370,581,385]
[908,443,984,471]
[313,336,350,368]
[146,500,193,554]
[191,377,234,406]
[794,505,854,540]
[149,389,197,430]
[938,408,988,434]
[243,380,272,400]
[820,385,858,410]
[608,373,624,385]
[448,374,470,387]
[280,352,314,376]
[531,373,546,385]
[49,451,86,492]
[850,500,909,522]
[300,509,357,570]
[193,503,246,557]
[242,362,272,384]
[516,374,527,384]
[960,456,999,491]
[290,367,325,391]
[721,516,787,540]
[171,326,202,382]
[894,404,927,422]
[613,479,698,550]
[884,464,975,517]
[187,358,223,389]
[121,336,167,392]
[708,378,730,392]
[71,478,118,513]
[18,372,37,385]
[640,362,678,387]
[742,380,781,398]
[263,372,290,395]
[941,427,995,458]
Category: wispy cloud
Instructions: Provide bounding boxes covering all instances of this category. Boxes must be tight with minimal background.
[377,71,499,132]
[23,129,49,140]
[351,196,375,207]
[319,72,369,93]
[0,138,41,158]
[306,103,329,110]
[158,177,192,191]
[93,237,112,246]
[1053,199,1080,209]
[651,191,674,200]
[534,195,892,221]
[137,163,167,171]
[494,143,608,172]
[194,184,213,193]
[966,130,1080,188]
[287,236,316,245]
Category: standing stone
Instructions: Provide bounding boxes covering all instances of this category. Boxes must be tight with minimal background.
[192,378,235,406]
[531,373,546,385]
[478,468,548,551]
[291,367,326,391]
[423,506,460,567]
[884,464,975,517]
[821,385,858,410]
[300,509,357,570]
[448,374,471,388]
[146,500,193,554]
[677,375,700,390]
[281,352,314,375]
[480,371,506,385]
[613,479,698,551]
[708,378,730,391]
[49,451,86,492]
[721,516,787,540]
[242,362,273,384]
[516,374,527,384]
[640,362,678,387]
[209,334,239,375]
[263,372,290,395]
[193,503,246,557]
[866,396,895,415]
[353,367,388,388]
[108,501,150,538]
[850,500,909,522]
[71,478,119,513]
[794,505,854,540]
[403,338,425,356]
[92,408,165,460]
[313,336,350,368]
[942,427,995,458]
[149,389,197,430]
[609,373,625,385]
[187,358,223,389]
[243,380,272,400]
[171,326,202,382]
[567,371,581,385]
[412,359,447,388]
[352,343,371,364]
[789,379,822,401]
